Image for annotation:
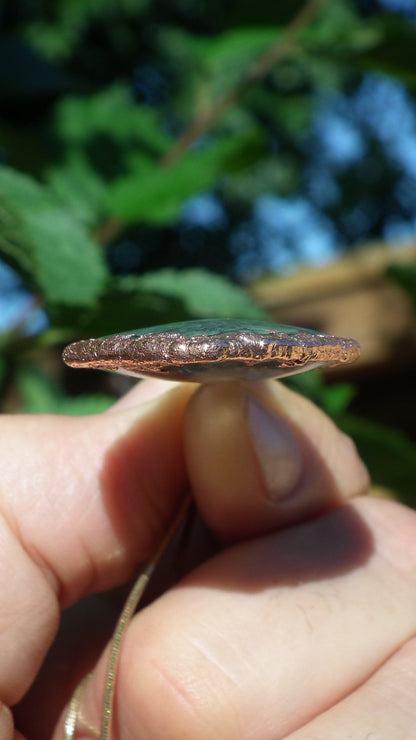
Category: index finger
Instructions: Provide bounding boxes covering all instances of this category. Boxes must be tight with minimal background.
[0,381,194,706]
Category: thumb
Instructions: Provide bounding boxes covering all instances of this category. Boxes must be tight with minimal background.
[184,380,370,540]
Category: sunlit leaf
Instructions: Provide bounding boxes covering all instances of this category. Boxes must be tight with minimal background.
[51,268,267,337]
[50,279,189,336]
[134,267,268,319]
[0,166,107,306]
[46,151,108,226]
[109,130,265,223]
[54,85,169,155]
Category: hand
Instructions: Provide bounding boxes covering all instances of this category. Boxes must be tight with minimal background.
[1,379,414,738]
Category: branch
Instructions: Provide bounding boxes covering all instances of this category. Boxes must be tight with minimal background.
[160,0,329,167]
[94,0,329,245]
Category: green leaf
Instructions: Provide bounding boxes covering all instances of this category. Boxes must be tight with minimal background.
[223,152,299,203]
[17,363,114,414]
[320,382,357,417]
[133,267,268,319]
[51,279,189,337]
[109,130,265,224]
[51,268,267,337]
[46,151,108,227]
[302,0,380,52]
[54,85,169,156]
[189,26,281,90]
[46,86,171,225]
[0,166,108,306]
[285,371,357,417]
[25,1,149,61]
[46,86,173,225]
[339,414,416,507]
[190,26,279,66]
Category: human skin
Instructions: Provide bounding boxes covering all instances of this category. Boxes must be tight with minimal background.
[1,379,415,738]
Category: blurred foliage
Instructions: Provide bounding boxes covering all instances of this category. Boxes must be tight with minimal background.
[286,369,416,506]
[285,370,358,418]
[17,362,114,414]
[1,0,416,504]
[339,414,416,507]
[387,262,416,310]
[0,166,106,304]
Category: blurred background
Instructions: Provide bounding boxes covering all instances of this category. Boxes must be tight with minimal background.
[0,0,415,504]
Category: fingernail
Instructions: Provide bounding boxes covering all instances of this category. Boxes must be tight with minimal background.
[247,395,303,501]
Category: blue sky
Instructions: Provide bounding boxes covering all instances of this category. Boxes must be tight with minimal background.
[0,261,47,334]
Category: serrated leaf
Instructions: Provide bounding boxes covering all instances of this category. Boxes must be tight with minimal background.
[0,166,108,306]
[51,268,267,337]
[109,131,265,224]
[46,151,108,226]
[48,273,191,336]
[54,85,170,156]
[133,267,268,319]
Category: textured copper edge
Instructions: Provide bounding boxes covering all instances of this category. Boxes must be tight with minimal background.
[63,329,361,373]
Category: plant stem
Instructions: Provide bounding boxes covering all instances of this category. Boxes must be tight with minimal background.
[160,0,329,168]
[94,0,329,246]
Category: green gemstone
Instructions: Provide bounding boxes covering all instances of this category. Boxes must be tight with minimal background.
[124,319,316,340]
[63,318,361,383]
